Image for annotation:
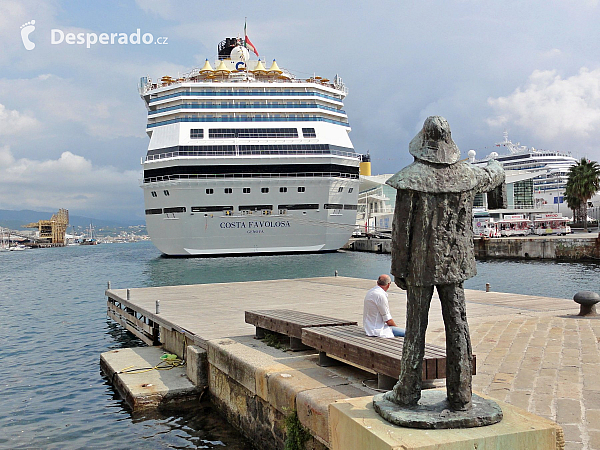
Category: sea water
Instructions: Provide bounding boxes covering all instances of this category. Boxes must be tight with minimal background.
[0,241,598,449]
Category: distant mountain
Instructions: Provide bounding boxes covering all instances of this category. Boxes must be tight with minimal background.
[0,209,144,230]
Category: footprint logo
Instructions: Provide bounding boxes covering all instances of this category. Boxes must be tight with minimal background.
[21,20,36,50]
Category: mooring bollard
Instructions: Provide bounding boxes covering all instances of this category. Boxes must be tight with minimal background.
[156,299,160,314]
[107,281,111,289]
[485,283,490,292]
[335,270,338,277]
[573,291,599,316]
[126,288,131,301]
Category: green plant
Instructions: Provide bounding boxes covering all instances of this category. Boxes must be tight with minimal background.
[565,158,600,231]
[262,331,283,349]
[284,410,311,450]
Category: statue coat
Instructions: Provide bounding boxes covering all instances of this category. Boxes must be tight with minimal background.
[387,159,505,287]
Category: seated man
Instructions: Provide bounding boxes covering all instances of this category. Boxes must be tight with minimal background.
[363,274,405,338]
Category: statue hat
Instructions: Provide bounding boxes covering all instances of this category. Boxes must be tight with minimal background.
[409,116,460,165]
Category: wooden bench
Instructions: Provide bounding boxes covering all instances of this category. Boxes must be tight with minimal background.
[245,309,357,351]
[302,325,476,389]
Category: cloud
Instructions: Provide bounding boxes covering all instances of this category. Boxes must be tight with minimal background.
[134,0,175,19]
[0,104,40,135]
[0,146,142,220]
[487,68,600,148]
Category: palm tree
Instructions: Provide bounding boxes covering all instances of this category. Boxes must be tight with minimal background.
[565,158,600,231]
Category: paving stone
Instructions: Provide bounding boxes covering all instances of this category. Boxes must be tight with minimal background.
[588,430,600,449]
[513,370,536,390]
[556,398,582,423]
[583,390,600,408]
[561,424,583,443]
[585,409,600,430]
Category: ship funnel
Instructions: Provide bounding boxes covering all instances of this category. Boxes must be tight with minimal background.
[359,153,371,176]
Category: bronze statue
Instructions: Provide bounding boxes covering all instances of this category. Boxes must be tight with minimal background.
[386,116,505,411]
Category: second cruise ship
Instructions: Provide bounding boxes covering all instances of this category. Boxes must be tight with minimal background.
[138,36,360,256]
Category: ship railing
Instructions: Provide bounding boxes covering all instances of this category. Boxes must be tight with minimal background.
[140,84,347,103]
[141,76,342,96]
[148,103,346,115]
[141,172,359,184]
[146,116,350,128]
[144,149,360,161]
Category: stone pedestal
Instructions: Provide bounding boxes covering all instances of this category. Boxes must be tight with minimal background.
[329,391,564,450]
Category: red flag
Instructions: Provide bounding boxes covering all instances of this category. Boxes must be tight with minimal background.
[244,20,259,56]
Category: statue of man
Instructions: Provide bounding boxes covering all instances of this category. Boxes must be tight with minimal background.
[386,116,505,411]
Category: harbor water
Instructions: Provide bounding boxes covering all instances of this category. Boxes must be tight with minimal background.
[1,241,599,449]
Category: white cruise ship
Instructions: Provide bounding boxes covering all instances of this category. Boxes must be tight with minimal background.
[470,132,578,209]
[138,37,360,256]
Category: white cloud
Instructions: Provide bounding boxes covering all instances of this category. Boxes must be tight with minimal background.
[0,74,143,140]
[487,68,600,144]
[0,146,141,219]
[0,104,39,135]
[134,0,174,19]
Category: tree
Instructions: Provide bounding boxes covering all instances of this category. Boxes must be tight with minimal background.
[565,158,600,232]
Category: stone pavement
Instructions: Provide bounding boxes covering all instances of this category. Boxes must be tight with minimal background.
[426,314,600,450]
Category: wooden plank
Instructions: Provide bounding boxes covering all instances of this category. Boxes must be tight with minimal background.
[302,325,476,381]
[245,309,357,339]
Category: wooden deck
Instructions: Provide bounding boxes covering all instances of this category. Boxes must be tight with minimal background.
[105,276,575,350]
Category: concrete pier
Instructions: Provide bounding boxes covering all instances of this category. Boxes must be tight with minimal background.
[103,277,599,449]
[346,233,600,260]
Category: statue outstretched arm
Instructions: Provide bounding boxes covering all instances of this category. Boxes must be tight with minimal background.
[474,159,505,193]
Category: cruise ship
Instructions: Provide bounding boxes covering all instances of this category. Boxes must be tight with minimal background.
[469,132,578,208]
[138,37,360,256]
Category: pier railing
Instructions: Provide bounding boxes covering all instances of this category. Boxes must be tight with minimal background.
[106,291,160,346]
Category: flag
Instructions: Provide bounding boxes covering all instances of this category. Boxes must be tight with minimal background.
[244,20,259,56]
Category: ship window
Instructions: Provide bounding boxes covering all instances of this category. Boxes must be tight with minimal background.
[344,204,358,210]
[278,204,318,210]
[280,187,287,193]
[239,205,273,211]
[206,188,214,194]
[348,188,353,193]
[324,204,344,210]
[145,208,162,215]
[279,209,287,215]
[302,128,316,138]
[164,206,186,213]
[151,191,157,197]
[190,129,204,139]
[298,187,306,193]
[261,187,269,193]
[243,188,251,194]
[224,188,233,194]
[209,128,299,139]
[191,206,233,212]
[338,187,344,192]
[163,190,170,196]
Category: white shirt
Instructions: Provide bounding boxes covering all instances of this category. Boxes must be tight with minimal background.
[363,285,394,338]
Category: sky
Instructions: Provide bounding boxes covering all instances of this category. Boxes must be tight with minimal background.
[2,0,600,222]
